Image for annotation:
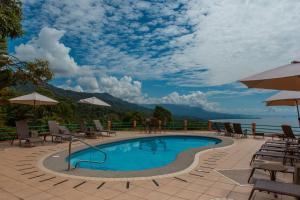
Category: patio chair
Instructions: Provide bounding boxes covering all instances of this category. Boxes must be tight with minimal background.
[248,179,300,200]
[93,120,116,136]
[48,121,71,142]
[224,122,234,137]
[250,149,299,166]
[282,124,297,140]
[233,123,247,138]
[78,121,96,138]
[58,125,85,138]
[213,123,224,135]
[15,120,43,146]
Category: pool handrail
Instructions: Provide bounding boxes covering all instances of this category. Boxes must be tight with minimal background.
[67,137,107,170]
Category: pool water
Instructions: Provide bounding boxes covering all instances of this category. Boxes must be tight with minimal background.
[68,136,221,171]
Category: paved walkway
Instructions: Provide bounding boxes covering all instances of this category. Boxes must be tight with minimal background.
[0,131,295,200]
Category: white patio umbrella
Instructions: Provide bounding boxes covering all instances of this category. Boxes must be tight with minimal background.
[265,91,300,126]
[9,92,58,121]
[240,61,300,91]
[9,92,58,107]
[79,97,111,119]
[78,97,110,107]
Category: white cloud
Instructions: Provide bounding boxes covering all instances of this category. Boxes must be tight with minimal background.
[160,91,219,111]
[77,76,100,92]
[19,0,300,86]
[14,27,79,76]
[97,76,142,101]
[171,0,300,85]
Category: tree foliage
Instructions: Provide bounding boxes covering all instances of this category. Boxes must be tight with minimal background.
[0,0,23,39]
[0,0,53,92]
[123,111,145,123]
[153,106,172,122]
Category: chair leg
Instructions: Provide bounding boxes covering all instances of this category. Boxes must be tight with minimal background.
[250,155,256,165]
[248,188,255,200]
[248,168,256,183]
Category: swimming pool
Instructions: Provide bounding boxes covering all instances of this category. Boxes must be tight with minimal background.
[68,136,221,171]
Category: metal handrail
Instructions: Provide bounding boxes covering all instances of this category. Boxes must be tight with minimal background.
[67,137,107,170]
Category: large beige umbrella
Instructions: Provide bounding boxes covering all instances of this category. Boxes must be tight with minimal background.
[240,61,300,91]
[9,92,58,121]
[9,92,58,106]
[79,97,110,119]
[265,91,300,125]
[78,97,110,107]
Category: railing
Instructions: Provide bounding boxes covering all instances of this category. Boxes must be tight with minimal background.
[1,120,300,141]
[212,122,300,136]
[67,137,107,170]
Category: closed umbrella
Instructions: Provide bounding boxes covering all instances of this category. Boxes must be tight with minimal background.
[240,61,300,91]
[265,91,300,126]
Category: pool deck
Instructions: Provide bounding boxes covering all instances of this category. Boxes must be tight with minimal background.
[0,131,296,200]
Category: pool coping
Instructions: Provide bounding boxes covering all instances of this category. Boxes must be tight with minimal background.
[39,133,233,181]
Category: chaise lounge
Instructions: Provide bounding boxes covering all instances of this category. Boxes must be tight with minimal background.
[248,179,300,200]
[15,120,44,146]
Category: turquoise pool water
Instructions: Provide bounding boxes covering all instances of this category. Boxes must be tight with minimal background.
[68,136,221,171]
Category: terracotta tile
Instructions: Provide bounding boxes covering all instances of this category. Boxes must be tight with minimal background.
[60,189,88,200]
[25,192,54,200]
[145,191,171,200]
[156,184,182,195]
[197,194,216,200]
[127,186,153,198]
[93,188,121,199]
[174,189,202,200]
[227,191,249,200]
[204,187,231,198]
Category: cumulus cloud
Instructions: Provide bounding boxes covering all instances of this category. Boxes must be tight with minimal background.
[15,27,79,76]
[19,0,300,86]
[160,91,219,111]
[98,76,142,101]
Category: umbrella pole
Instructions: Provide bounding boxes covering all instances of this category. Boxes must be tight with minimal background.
[297,101,300,127]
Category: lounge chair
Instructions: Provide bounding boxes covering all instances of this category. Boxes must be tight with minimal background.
[213,123,224,135]
[15,120,44,146]
[282,124,297,140]
[48,121,71,142]
[93,120,116,136]
[250,150,299,166]
[233,123,247,138]
[78,121,96,138]
[224,122,234,137]
[248,179,300,200]
[58,125,85,138]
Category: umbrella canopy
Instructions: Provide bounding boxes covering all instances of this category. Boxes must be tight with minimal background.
[78,97,110,107]
[265,91,300,126]
[9,92,58,106]
[240,61,300,91]
[265,91,300,106]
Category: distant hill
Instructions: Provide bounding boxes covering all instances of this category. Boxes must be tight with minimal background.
[141,104,250,120]
[12,83,250,120]
[12,83,152,116]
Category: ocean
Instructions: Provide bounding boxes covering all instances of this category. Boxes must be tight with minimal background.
[213,116,299,127]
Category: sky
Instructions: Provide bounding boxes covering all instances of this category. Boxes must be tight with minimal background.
[8,0,300,116]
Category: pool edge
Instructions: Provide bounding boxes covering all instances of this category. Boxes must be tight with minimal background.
[38,133,234,181]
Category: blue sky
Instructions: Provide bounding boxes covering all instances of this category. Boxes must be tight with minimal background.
[9,0,300,116]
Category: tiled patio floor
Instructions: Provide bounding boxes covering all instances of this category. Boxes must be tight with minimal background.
[0,131,296,200]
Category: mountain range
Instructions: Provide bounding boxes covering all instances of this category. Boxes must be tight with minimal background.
[13,83,249,120]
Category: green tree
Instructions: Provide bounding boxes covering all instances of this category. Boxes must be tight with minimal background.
[0,0,53,91]
[153,106,172,122]
[123,111,145,123]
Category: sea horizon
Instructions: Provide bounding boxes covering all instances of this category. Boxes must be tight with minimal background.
[213,116,299,127]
